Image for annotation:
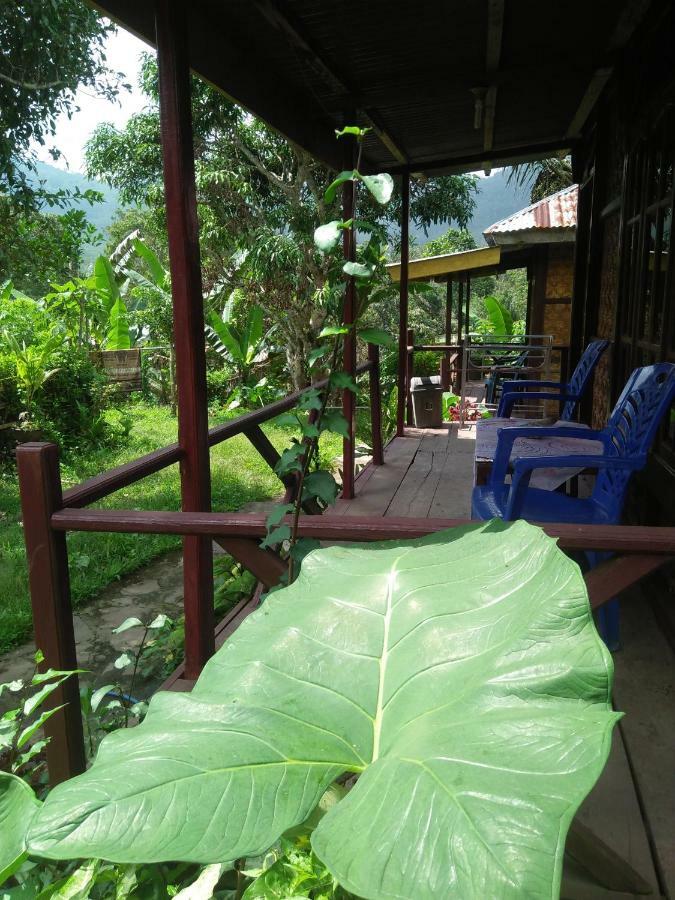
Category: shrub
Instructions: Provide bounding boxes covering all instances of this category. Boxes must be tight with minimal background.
[412,349,440,377]
[0,353,21,427]
[206,365,235,403]
[34,350,108,446]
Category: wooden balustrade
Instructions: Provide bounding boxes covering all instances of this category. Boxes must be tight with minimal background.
[15,354,382,783]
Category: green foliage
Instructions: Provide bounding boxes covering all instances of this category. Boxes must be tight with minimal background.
[417,226,476,258]
[0,1,123,206]
[481,295,514,336]
[508,156,574,204]
[0,649,82,783]
[2,331,63,417]
[206,299,266,378]
[23,523,617,899]
[412,350,440,377]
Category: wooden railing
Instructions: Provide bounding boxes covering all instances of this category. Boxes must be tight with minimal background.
[15,352,381,785]
[14,343,675,786]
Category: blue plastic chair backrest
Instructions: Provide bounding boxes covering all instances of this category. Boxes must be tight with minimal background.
[592,363,675,518]
[561,339,610,420]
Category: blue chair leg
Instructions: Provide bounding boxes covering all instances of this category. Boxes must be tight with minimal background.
[586,551,620,651]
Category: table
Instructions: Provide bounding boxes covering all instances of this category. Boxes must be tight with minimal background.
[474,417,604,490]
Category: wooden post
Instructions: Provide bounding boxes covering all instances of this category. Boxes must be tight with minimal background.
[341,127,357,500]
[16,443,86,785]
[406,327,414,426]
[465,273,471,337]
[368,343,384,465]
[443,278,453,390]
[155,0,214,678]
[396,171,410,436]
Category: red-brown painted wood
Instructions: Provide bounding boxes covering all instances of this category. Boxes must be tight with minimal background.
[50,508,675,555]
[368,343,384,465]
[585,554,668,608]
[63,443,183,509]
[406,327,414,426]
[16,443,86,784]
[156,0,214,678]
[443,278,453,390]
[341,131,357,500]
[214,537,286,589]
[396,172,410,436]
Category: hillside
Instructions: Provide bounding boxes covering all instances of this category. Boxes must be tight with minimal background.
[412,168,531,247]
[33,160,532,266]
[31,161,122,266]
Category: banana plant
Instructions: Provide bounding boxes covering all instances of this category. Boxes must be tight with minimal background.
[206,293,268,381]
[2,330,63,416]
[9,521,619,900]
[93,256,132,351]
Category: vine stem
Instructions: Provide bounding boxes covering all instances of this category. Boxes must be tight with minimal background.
[287,334,343,583]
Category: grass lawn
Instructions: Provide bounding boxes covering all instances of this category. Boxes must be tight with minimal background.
[0,400,355,653]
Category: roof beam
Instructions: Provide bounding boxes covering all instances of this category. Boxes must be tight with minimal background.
[481,0,505,168]
[566,67,613,138]
[402,138,575,177]
[252,0,408,165]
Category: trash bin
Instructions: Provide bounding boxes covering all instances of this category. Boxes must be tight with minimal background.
[410,375,443,428]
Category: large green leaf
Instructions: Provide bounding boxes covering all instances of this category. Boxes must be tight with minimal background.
[483,295,513,336]
[104,298,132,350]
[27,522,618,899]
[0,773,41,885]
[94,256,120,311]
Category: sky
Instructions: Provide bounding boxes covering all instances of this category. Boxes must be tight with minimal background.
[34,26,149,174]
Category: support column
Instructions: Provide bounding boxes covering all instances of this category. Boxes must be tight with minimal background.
[156,0,214,679]
[16,443,86,784]
[465,274,471,336]
[396,172,410,436]
[341,128,357,500]
[442,278,453,390]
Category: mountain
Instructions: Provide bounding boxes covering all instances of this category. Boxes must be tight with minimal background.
[412,168,532,247]
[30,161,123,267]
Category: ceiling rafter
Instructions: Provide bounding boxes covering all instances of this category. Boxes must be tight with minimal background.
[252,0,408,165]
[481,0,505,171]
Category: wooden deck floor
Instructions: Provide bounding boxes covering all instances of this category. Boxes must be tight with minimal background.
[334,423,477,520]
[334,425,675,899]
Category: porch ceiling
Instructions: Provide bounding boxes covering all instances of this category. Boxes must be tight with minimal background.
[90,0,653,174]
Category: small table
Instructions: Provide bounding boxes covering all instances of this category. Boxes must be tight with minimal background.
[474,418,604,490]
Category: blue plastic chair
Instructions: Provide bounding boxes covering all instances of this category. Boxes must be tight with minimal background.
[497,339,609,420]
[472,363,675,648]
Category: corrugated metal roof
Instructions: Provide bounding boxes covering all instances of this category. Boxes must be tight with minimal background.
[484,185,578,236]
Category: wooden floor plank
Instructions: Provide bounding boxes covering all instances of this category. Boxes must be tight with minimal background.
[333,436,421,517]
[387,448,446,518]
[612,589,675,897]
[428,433,475,519]
[567,729,660,897]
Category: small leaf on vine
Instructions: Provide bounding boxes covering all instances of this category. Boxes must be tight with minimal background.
[357,327,394,347]
[274,445,305,476]
[343,261,374,279]
[359,172,394,204]
[260,525,292,549]
[314,221,343,253]
[321,410,350,438]
[297,389,323,411]
[335,125,370,138]
[301,422,320,438]
[319,325,349,337]
[324,170,356,205]
[304,471,339,506]
[307,345,329,367]
[266,504,294,529]
[274,412,299,427]
[329,372,357,392]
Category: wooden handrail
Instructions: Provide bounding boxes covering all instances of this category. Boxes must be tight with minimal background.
[61,359,374,509]
[49,508,675,554]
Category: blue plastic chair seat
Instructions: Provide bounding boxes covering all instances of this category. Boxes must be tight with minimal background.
[471,484,613,524]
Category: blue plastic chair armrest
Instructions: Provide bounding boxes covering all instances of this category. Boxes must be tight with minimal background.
[490,426,608,484]
[504,454,645,520]
[498,390,580,417]
[500,379,566,392]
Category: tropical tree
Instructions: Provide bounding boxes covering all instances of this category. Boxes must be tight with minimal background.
[87,54,477,389]
[0,1,124,205]
[508,157,574,203]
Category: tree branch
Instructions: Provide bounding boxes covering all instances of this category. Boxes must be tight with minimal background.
[0,72,65,90]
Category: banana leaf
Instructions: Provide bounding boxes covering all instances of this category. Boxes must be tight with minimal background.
[26,521,618,900]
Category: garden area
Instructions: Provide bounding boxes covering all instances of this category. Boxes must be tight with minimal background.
[3,4,639,900]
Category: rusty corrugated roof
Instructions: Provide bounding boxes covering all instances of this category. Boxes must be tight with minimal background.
[484,185,579,236]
